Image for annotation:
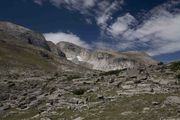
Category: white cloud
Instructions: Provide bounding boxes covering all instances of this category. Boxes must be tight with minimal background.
[103,1,180,56]
[147,42,180,56]
[97,14,110,26]
[83,0,96,8]
[85,18,92,24]
[44,32,90,48]
[96,0,124,30]
[33,0,44,5]
[38,0,98,11]
[108,13,135,36]
[127,8,180,56]
[131,12,180,40]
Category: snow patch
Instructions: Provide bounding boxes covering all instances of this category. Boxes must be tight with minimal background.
[77,56,83,61]
[67,57,73,61]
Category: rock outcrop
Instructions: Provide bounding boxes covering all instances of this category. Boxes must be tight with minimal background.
[47,41,66,58]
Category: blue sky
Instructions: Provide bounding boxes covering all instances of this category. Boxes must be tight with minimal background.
[0,0,180,62]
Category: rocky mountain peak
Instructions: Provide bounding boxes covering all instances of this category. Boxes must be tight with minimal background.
[57,41,91,61]
[57,41,158,71]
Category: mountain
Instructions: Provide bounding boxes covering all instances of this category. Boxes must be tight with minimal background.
[0,21,158,72]
[0,21,92,74]
[57,41,158,71]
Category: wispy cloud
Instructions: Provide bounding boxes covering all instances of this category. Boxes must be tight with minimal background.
[33,0,124,27]
[96,1,123,26]
[44,32,90,48]
[33,0,45,5]
[133,11,180,56]
[101,1,180,56]
[107,13,136,37]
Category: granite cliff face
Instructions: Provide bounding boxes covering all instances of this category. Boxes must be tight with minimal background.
[57,41,158,71]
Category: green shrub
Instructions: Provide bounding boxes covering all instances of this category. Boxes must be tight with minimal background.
[72,88,86,95]
[177,74,180,78]
[66,75,81,81]
[176,73,180,80]
[100,69,125,76]
[170,61,180,71]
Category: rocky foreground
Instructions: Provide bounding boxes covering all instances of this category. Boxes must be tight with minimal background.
[0,62,180,120]
[0,21,180,120]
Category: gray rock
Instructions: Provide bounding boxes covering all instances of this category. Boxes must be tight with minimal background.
[40,117,51,120]
[0,105,10,111]
[0,93,9,101]
[18,101,28,109]
[164,96,180,106]
[134,80,142,84]
[47,41,66,58]
[74,117,84,120]
[152,101,160,106]
[138,75,148,81]
[97,95,104,100]
[109,78,114,83]
[121,111,135,116]
[69,98,84,104]
[29,100,41,108]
